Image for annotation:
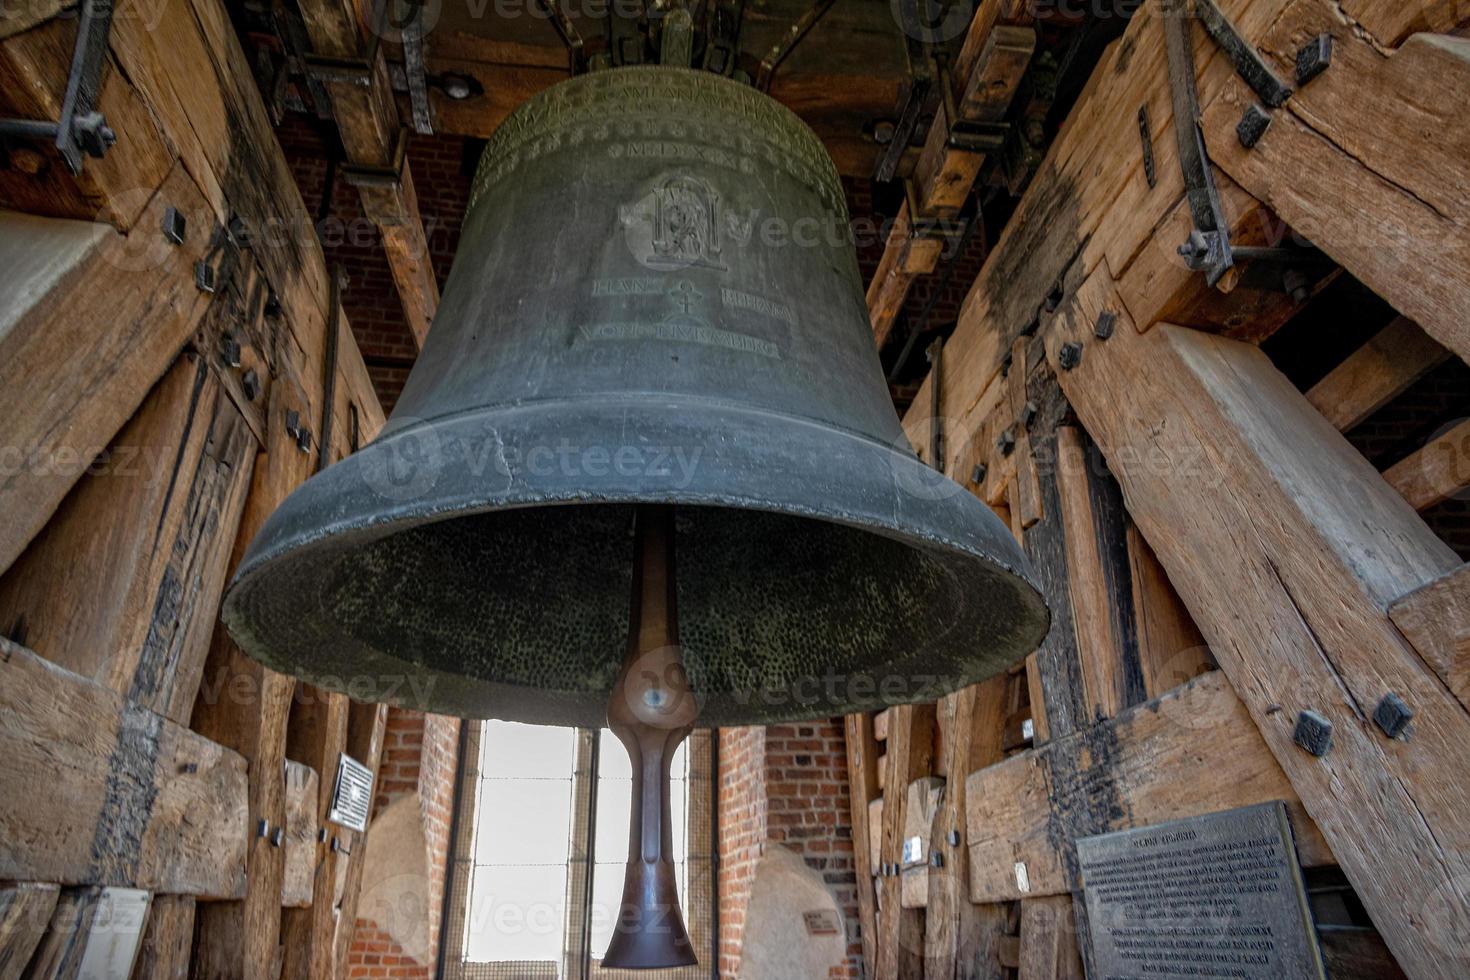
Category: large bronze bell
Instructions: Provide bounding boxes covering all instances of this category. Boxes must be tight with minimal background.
[223,66,1047,969]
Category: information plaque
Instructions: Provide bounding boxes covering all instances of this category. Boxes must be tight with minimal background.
[1076,802,1326,979]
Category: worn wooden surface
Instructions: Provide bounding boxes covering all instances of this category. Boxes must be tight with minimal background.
[1306,318,1450,432]
[1017,895,1083,980]
[130,895,195,980]
[875,703,934,979]
[1042,271,1468,978]
[1383,418,1470,512]
[0,171,216,577]
[0,883,60,977]
[330,700,390,976]
[1125,525,1212,700]
[843,711,882,972]
[966,671,1332,903]
[280,759,320,909]
[1388,564,1470,715]
[0,639,247,897]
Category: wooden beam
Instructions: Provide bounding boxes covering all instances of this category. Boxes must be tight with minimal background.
[1383,418,1470,512]
[875,703,934,980]
[280,688,350,979]
[0,15,173,230]
[1200,16,1470,363]
[1388,564,1470,714]
[0,883,60,975]
[1017,895,1083,980]
[867,201,944,349]
[843,712,882,973]
[0,638,248,896]
[1125,524,1213,700]
[1306,317,1450,432]
[280,759,320,909]
[1054,425,1146,722]
[965,671,1333,903]
[330,699,390,976]
[0,169,217,577]
[1042,266,1470,978]
[924,676,1010,980]
[0,352,257,724]
[130,895,195,980]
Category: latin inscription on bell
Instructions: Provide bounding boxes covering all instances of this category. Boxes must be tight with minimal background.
[1076,802,1326,979]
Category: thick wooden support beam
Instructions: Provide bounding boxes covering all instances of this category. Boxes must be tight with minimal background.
[966,671,1333,903]
[280,760,319,909]
[0,883,60,974]
[0,638,248,896]
[1389,564,1470,714]
[0,170,216,577]
[843,712,882,973]
[1306,318,1450,432]
[1199,14,1470,363]
[1383,418,1470,512]
[131,895,195,980]
[875,703,934,979]
[1125,525,1212,700]
[924,677,1009,979]
[1043,271,1469,978]
[0,352,257,724]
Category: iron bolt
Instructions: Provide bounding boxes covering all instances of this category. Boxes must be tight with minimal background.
[970,463,986,485]
[194,260,216,294]
[1283,268,1310,305]
[1295,34,1333,86]
[220,335,242,368]
[1094,310,1116,340]
[1236,104,1272,149]
[264,293,283,319]
[997,428,1016,456]
[1293,710,1333,757]
[931,851,944,868]
[947,829,961,847]
[162,207,187,245]
[241,369,260,402]
[1058,342,1084,371]
[256,819,270,838]
[271,827,284,848]
[1373,693,1413,738]
[1021,400,1038,427]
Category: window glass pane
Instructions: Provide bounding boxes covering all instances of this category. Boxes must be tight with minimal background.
[593,772,631,864]
[474,778,573,867]
[480,721,575,778]
[465,865,568,964]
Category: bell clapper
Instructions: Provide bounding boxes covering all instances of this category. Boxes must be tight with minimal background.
[602,504,700,970]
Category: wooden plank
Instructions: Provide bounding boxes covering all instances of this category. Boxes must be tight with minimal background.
[130,895,194,980]
[0,353,257,724]
[280,760,319,909]
[1383,418,1470,512]
[843,712,882,973]
[1388,564,1470,714]
[1305,317,1450,432]
[1023,652,1049,745]
[0,167,217,576]
[280,688,350,979]
[1005,339,1042,529]
[1054,426,1145,722]
[1125,524,1213,700]
[0,637,246,896]
[899,777,944,909]
[0,16,173,230]
[0,883,59,977]
[1338,0,1470,46]
[924,676,1010,979]
[1043,266,1470,978]
[966,672,1333,904]
[330,700,390,977]
[1017,895,1083,980]
[875,703,934,980]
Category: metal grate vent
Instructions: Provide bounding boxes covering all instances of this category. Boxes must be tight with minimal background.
[327,752,374,832]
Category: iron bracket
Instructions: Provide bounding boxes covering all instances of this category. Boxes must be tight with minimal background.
[537,0,586,75]
[1192,0,1292,107]
[701,0,745,77]
[926,337,944,472]
[1162,0,1233,286]
[755,0,836,92]
[873,2,935,183]
[0,0,116,175]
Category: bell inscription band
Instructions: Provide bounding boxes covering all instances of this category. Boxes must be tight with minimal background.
[223,66,1048,968]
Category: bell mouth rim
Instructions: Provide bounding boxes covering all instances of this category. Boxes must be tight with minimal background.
[223,395,1050,726]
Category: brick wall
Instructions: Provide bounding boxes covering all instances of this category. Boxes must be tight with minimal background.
[717,720,862,979]
[345,707,462,978]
